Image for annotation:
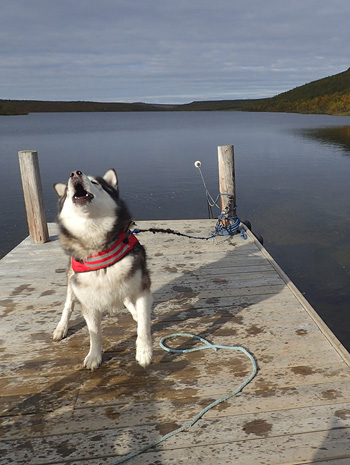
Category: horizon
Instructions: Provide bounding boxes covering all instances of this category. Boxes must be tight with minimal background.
[2,66,348,106]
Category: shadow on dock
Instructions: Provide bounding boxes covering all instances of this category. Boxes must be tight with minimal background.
[2,229,349,464]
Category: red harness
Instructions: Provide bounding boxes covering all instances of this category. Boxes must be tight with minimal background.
[71,232,139,272]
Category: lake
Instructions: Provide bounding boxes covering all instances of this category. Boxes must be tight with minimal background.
[1,111,350,350]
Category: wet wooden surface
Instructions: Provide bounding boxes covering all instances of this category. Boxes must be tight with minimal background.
[1,219,350,464]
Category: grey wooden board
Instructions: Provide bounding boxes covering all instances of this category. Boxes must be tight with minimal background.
[1,220,350,465]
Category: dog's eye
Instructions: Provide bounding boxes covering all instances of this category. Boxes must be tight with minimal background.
[91,180,99,185]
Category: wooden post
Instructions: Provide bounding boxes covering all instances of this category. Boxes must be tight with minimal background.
[18,150,50,243]
[218,145,236,223]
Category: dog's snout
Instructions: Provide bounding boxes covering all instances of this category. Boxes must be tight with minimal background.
[70,170,83,178]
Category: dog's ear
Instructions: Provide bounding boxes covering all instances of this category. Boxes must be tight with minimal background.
[103,169,118,188]
[53,183,67,197]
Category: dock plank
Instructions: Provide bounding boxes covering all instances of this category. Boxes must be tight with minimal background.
[1,219,350,464]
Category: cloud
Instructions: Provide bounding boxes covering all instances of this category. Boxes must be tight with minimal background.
[1,0,350,103]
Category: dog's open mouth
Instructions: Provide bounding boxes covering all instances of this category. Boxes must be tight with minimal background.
[72,182,94,205]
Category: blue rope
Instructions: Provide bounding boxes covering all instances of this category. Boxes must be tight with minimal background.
[214,195,247,239]
[215,213,247,238]
[111,333,258,464]
[195,163,247,239]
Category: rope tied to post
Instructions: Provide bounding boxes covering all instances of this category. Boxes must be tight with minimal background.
[194,160,247,239]
[111,333,258,464]
[129,159,248,241]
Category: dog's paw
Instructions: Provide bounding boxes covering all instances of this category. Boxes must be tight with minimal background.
[53,324,68,341]
[136,341,153,368]
[83,352,102,370]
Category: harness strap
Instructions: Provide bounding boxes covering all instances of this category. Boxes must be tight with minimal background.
[71,232,138,272]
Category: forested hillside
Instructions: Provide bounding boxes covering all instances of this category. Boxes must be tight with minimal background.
[245,68,350,115]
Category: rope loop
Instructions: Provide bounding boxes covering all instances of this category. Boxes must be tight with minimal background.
[111,333,258,464]
[160,332,219,352]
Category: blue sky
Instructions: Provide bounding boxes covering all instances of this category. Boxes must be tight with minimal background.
[1,0,350,103]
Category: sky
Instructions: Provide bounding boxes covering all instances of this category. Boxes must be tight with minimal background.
[1,0,350,104]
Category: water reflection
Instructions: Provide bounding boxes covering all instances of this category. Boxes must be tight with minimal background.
[299,126,350,154]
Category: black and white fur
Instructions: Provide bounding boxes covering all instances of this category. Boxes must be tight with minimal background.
[53,169,152,370]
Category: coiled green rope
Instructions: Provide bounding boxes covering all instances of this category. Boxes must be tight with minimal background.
[111,333,258,464]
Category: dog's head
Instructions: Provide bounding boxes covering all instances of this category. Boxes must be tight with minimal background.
[54,168,119,206]
[54,169,131,240]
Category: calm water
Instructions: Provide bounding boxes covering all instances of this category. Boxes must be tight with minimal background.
[1,111,350,349]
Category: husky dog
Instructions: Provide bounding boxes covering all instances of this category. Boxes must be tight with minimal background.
[53,169,152,370]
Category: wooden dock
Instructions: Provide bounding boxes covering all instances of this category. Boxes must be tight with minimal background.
[1,219,350,465]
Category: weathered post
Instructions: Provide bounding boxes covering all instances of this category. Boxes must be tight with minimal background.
[218,145,236,225]
[18,150,50,243]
